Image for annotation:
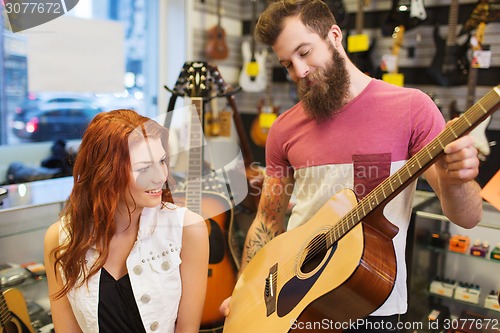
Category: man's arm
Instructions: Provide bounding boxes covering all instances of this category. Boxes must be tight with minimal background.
[424,134,483,229]
[239,175,294,274]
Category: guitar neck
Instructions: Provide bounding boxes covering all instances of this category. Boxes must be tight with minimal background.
[355,0,365,35]
[466,67,478,110]
[0,291,13,328]
[446,0,459,46]
[216,0,222,26]
[330,86,500,242]
[186,97,204,215]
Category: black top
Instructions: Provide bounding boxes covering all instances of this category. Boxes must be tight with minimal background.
[98,268,146,333]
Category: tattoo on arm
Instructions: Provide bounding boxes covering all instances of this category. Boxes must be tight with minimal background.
[244,176,289,264]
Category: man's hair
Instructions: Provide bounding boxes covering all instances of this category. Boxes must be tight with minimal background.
[254,0,337,46]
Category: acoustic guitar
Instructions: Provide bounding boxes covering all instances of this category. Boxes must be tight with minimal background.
[170,62,236,333]
[205,0,229,60]
[239,0,267,93]
[347,0,376,77]
[222,85,500,333]
[428,0,470,86]
[1,288,34,333]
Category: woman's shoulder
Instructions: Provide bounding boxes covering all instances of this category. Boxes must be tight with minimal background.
[183,209,205,227]
[44,220,62,250]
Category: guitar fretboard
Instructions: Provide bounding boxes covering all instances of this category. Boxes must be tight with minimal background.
[446,0,459,46]
[0,291,13,327]
[329,86,500,243]
[186,98,204,216]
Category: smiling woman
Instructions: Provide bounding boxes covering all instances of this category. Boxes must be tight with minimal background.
[43,109,209,333]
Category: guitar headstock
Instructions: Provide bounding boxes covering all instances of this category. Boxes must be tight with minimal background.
[391,25,405,57]
[170,62,229,100]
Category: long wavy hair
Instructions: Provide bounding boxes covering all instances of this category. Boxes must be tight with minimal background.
[51,109,174,298]
[255,0,337,46]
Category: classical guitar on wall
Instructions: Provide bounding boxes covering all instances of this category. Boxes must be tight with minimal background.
[427,0,470,86]
[170,62,236,332]
[223,86,500,333]
[205,0,229,60]
[239,0,267,93]
[1,288,35,333]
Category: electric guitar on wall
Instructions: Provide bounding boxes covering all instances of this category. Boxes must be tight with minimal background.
[205,0,229,60]
[222,86,500,333]
[250,53,279,148]
[427,0,470,86]
[1,288,35,333]
[170,62,236,332]
[239,0,267,93]
[381,25,405,86]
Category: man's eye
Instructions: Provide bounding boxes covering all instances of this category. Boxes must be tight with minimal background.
[300,49,311,57]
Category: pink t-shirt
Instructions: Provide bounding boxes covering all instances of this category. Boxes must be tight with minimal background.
[265,79,445,316]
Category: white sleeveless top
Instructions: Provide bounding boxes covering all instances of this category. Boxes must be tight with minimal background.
[59,204,187,333]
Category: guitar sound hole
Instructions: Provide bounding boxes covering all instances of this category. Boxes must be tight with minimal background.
[301,233,328,274]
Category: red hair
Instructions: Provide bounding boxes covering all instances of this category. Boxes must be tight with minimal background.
[51,109,174,298]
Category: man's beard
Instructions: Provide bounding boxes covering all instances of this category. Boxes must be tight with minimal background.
[297,45,350,121]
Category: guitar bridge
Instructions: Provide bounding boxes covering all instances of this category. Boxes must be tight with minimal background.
[264,263,278,316]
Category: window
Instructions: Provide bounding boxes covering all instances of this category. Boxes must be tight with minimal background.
[0,0,160,146]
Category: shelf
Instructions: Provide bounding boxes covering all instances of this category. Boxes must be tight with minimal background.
[427,292,500,316]
[425,245,500,265]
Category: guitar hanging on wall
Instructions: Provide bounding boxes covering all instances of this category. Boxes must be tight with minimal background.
[427,0,470,86]
[223,85,500,333]
[170,62,236,332]
[250,53,280,148]
[239,0,267,93]
[1,287,35,333]
[205,0,229,60]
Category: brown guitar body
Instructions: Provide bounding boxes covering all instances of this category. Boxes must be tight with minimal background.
[223,189,397,333]
[1,288,35,333]
[205,25,229,60]
[172,191,236,331]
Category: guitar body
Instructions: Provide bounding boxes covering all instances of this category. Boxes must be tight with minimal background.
[427,26,470,87]
[250,103,280,148]
[1,288,35,333]
[223,189,397,333]
[172,191,237,331]
[239,41,268,93]
[205,25,229,60]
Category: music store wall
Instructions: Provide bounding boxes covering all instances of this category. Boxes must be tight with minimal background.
[191,0,499,184]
